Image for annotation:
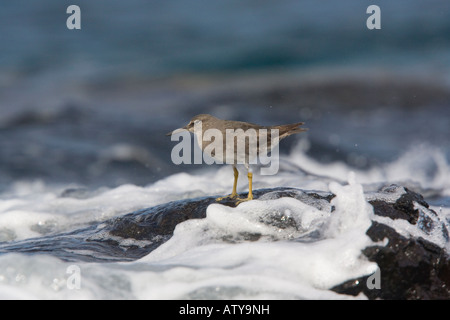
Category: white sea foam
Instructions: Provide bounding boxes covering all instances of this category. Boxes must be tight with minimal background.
[135,172,377,298]
[0,143,448,299]
[0,172,378,299]
[286,140,450,191]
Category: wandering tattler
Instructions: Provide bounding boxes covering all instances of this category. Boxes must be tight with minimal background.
[167,114,308,203]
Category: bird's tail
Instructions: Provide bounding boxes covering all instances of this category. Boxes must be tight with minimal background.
[275,122,308,139]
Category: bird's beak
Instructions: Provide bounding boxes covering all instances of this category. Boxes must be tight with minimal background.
[166,126,188,136]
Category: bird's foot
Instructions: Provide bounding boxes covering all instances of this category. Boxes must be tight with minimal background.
[215,193,239,202]
[235,194,253,205]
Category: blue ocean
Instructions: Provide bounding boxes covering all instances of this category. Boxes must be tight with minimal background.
[0,0,449,299]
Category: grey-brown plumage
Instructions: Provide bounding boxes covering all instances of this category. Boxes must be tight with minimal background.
[168,114,307,161]
[167,114,308,203]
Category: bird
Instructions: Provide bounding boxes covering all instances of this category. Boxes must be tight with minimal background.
[167,114,308,204]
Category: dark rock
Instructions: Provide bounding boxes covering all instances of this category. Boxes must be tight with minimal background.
[106,187,332,241]
[107,197,216,240]
[332,221,450,299]
[331,185,450,299]
[370,185,429,224]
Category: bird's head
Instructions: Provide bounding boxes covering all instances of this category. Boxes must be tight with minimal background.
[166,114,217,136]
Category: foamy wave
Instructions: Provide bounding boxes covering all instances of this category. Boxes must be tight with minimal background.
[0,144,448,299]
[286,140,450,192]
[0,173,378,299]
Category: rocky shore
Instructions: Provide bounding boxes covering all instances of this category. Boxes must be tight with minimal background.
[0,184,448,299]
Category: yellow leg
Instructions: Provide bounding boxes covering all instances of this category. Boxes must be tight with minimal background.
[216,166,239,201]
[231,166,239,197]
[236,172,254,204]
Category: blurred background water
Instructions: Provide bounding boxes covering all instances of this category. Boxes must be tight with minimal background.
[0,0,449,192]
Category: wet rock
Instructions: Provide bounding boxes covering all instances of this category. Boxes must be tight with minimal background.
[332,185,450,299]
[104,187,332,242]
[332,221,450,299]
[370,185,430,224]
